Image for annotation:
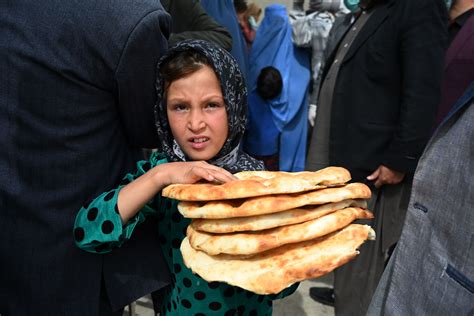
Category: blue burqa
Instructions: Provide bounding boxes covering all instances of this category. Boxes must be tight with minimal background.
[248,4,310,171]
[201,0,249,80]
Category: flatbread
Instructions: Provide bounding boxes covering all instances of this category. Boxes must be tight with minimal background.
[187,207,374,255]
[178,182,371,219]
[190,199,367,233]
[162,167,351,201]
[181,224,376,294]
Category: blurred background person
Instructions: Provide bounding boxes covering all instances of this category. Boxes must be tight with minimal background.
[249,4,311,172]
[201,0,250,81]
[235,0,262,50]
[243,66,283,170]
[290,0,344,128]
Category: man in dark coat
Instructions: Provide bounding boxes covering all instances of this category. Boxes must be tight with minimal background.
[368,1,474,313]
[306,0,447,314]
[0,1,171,314]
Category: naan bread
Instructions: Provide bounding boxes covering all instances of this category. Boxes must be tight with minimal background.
[162,167,351,201]
[187,207,373,255]
[181,224,376,294]
[178,183,371,219]
[191,199,367,233]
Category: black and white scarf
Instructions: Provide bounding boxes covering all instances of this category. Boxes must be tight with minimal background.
[154,39,264,173]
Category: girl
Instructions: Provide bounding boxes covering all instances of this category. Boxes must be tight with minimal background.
[73,40,295,315]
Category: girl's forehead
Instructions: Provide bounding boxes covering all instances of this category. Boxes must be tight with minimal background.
[165,66,223,98]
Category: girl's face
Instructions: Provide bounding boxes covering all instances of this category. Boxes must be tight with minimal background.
[166,65,228,161]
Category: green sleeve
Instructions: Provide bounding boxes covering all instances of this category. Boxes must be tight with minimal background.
[73,153,168,254]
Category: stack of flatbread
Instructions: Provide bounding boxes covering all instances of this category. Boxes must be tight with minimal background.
[162,167,375,295]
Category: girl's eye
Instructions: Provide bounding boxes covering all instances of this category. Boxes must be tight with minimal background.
[206,102,222,109]
[172,104,188,112]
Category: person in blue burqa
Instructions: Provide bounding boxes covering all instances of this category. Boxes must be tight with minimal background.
[244,66,283,171]
[247,4,311,171]
[200,0,250,81]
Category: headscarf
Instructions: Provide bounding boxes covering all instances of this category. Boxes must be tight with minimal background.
[248,4,311,171]
[154,39,264,173]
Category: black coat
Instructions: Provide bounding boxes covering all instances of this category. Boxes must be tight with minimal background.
[314,0,447,182]
[162,0,232,50]
[0,1,171,314]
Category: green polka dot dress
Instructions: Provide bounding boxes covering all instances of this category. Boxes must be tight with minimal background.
[74,152,297,315]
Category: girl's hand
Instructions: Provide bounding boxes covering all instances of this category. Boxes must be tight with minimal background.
[154,161,237,187]
[118,161,236,224]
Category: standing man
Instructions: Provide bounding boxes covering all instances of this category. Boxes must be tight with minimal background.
[306,0,447,314]
[0,0,171,314]
[367,1,474,313]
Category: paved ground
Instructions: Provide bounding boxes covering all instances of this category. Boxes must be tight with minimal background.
[124,274,334,316]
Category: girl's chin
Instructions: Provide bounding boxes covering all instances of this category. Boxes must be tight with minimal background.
[184,150,218,162]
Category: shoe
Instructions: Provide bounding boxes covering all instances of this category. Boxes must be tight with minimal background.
[309,287,335,307]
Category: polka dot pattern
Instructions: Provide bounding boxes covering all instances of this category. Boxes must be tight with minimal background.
[183,278,192,288]
[225,309,236,316]
[209,301,221,311]
[182,299,192,309]
[103,191,115,202]
[101,220,114,234]
[194,291,206,300]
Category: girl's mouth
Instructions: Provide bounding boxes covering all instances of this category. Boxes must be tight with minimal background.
[189,137,209,149]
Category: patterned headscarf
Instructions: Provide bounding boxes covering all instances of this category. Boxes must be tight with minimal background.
[154,39,264,173]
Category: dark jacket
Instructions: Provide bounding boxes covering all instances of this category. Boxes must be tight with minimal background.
[434,14,474,128]
[0,1,171,314]
[162,0,232,50]
[321,0,447,181]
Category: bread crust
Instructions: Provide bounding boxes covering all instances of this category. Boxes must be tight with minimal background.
[181,224,376,294]
[162,167,351,201]
[187,208,374,255]
[190,199,367,233]
[178,183,371,219]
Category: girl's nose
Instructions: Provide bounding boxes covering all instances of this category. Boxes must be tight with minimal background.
[187,111,206,132]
